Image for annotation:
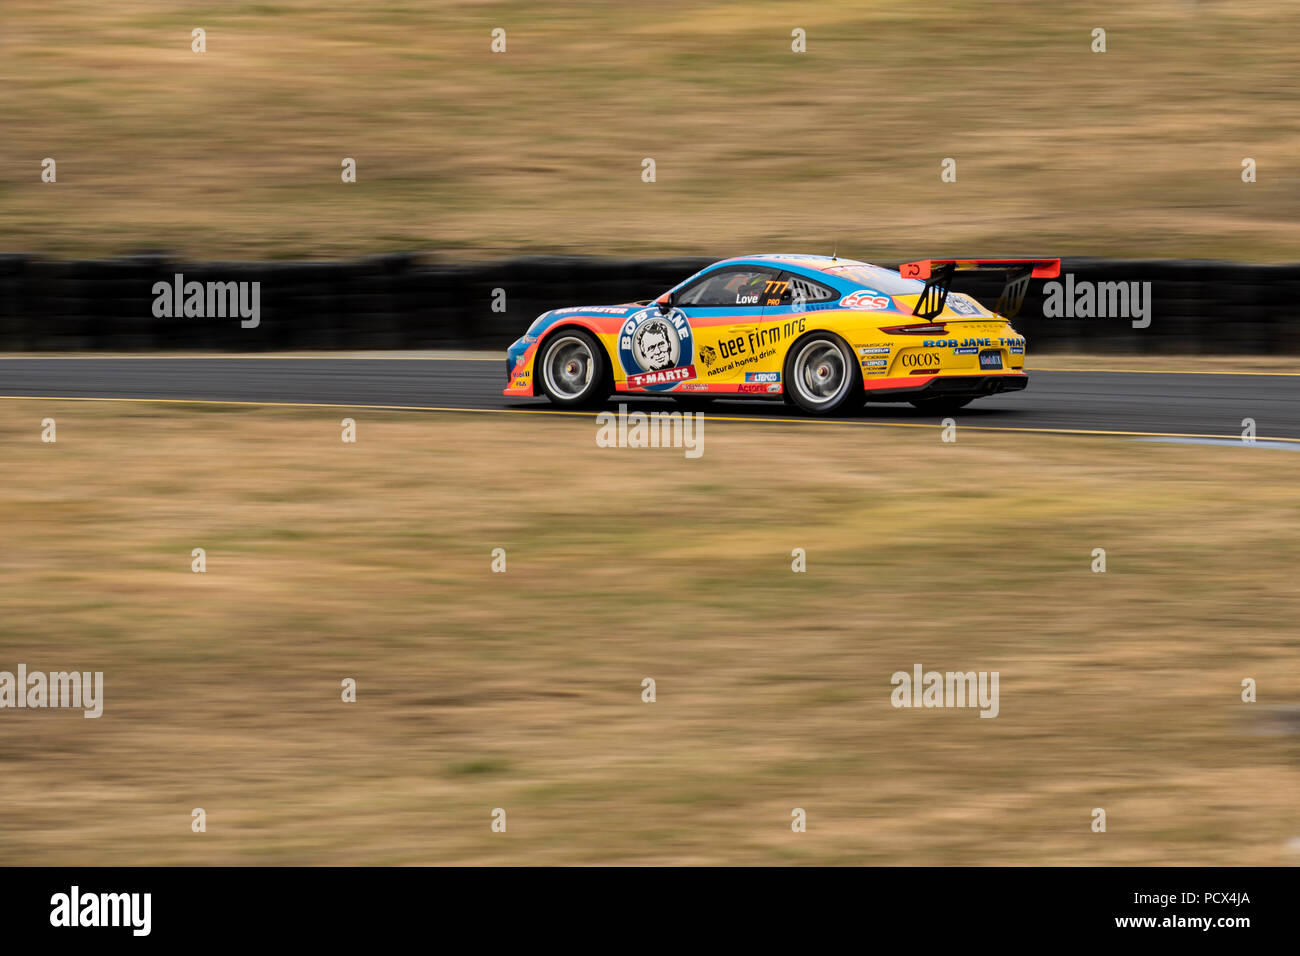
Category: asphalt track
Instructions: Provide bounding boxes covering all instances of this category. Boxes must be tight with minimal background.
[1,356,1298,441]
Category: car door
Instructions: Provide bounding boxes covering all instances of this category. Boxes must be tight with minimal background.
[739,270,842,390]
[671,265,782,389]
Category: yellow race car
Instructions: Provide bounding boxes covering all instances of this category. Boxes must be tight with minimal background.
[504,255,1059,415]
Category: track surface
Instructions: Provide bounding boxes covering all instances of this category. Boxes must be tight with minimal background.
[1,357,1298,439]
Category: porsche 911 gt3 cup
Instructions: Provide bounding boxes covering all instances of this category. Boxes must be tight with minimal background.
[504,255,1059,415]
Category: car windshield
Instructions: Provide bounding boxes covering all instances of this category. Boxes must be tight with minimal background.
[677,269,773,306]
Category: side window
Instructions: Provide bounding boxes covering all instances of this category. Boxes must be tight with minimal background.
[676,268,779,307]
[773,273,838,308]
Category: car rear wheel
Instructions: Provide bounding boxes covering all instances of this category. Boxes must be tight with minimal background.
[537,329,608,407]
[908,396,974,413]
[784,333,861,415]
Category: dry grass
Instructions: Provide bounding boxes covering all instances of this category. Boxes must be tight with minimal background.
[1,399,1298,864]
[2,1,1298,260]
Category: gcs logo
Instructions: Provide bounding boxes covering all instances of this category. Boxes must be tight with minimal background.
[840,289,890,311]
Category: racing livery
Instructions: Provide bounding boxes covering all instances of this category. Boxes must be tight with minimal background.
[504,255,1059,415]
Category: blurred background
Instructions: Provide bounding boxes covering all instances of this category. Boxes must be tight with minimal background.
[1,2,1298,868]
[2,0,1298,261]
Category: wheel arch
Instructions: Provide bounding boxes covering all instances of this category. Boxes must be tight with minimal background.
[534,322,616,395]
[532,318,615,368]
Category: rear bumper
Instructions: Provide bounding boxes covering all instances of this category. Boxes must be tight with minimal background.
[863,372,1028,402]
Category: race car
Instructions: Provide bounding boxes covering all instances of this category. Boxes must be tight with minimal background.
[503,255,1059,415]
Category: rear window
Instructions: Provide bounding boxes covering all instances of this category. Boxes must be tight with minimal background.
[785,274,838,303]
[820,264,923,295]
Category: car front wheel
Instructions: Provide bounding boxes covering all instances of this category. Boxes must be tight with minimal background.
[537,329,609,407]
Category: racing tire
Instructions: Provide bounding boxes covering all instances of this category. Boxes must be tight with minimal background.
[783,332,862,415]
[908,396,974,413]
[536,329,609,408]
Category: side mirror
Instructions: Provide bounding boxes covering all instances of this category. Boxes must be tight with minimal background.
[655,291,673,314]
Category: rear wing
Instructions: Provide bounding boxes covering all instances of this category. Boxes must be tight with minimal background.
[899,258,1061,320]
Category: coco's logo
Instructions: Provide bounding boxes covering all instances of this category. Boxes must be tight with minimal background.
[901,352,941,368]
[618,307,696,391]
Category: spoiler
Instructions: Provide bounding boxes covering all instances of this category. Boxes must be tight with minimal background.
[899,258,1061,320]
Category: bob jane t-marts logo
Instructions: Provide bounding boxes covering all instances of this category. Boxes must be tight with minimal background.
[618,307,696,390]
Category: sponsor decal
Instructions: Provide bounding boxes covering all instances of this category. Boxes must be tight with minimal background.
[946,294,981,316]
[862,359,888,368]
[628,365,697,388]
[745,372,780,383]
[924,336,1025,349]
[736,294,760,305]
[677,382,709,391]
[953,346,979,355]
[702,339,780,378]
[618,307,696,392]
[1009,345,1024,354]
[737,383,768,392]
[698,344,718,367]
[766,383,781,393]
[858,346,890,355]
[746,324,786,352]
[553,306,633,316]
[840,289,891,310]
[901,352,941,368]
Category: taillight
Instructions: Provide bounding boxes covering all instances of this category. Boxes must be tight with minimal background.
[878,322,948,335]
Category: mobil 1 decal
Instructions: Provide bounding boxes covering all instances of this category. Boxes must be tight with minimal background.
[618,307,696,390]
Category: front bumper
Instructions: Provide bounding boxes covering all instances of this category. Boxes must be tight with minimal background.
[862,372,1028,402]
[503,335,537,396]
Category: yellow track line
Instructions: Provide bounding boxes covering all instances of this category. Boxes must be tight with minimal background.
[2,393,1297,444]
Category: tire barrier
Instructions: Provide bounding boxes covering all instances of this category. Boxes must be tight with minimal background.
[0,253,1295,353]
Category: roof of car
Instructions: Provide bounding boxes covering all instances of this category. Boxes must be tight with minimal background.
[708,254,924,294]
[718,253,869,272]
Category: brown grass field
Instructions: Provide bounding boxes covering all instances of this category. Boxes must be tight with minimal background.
[3,0,1299,261]
[1,398,1297,864]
